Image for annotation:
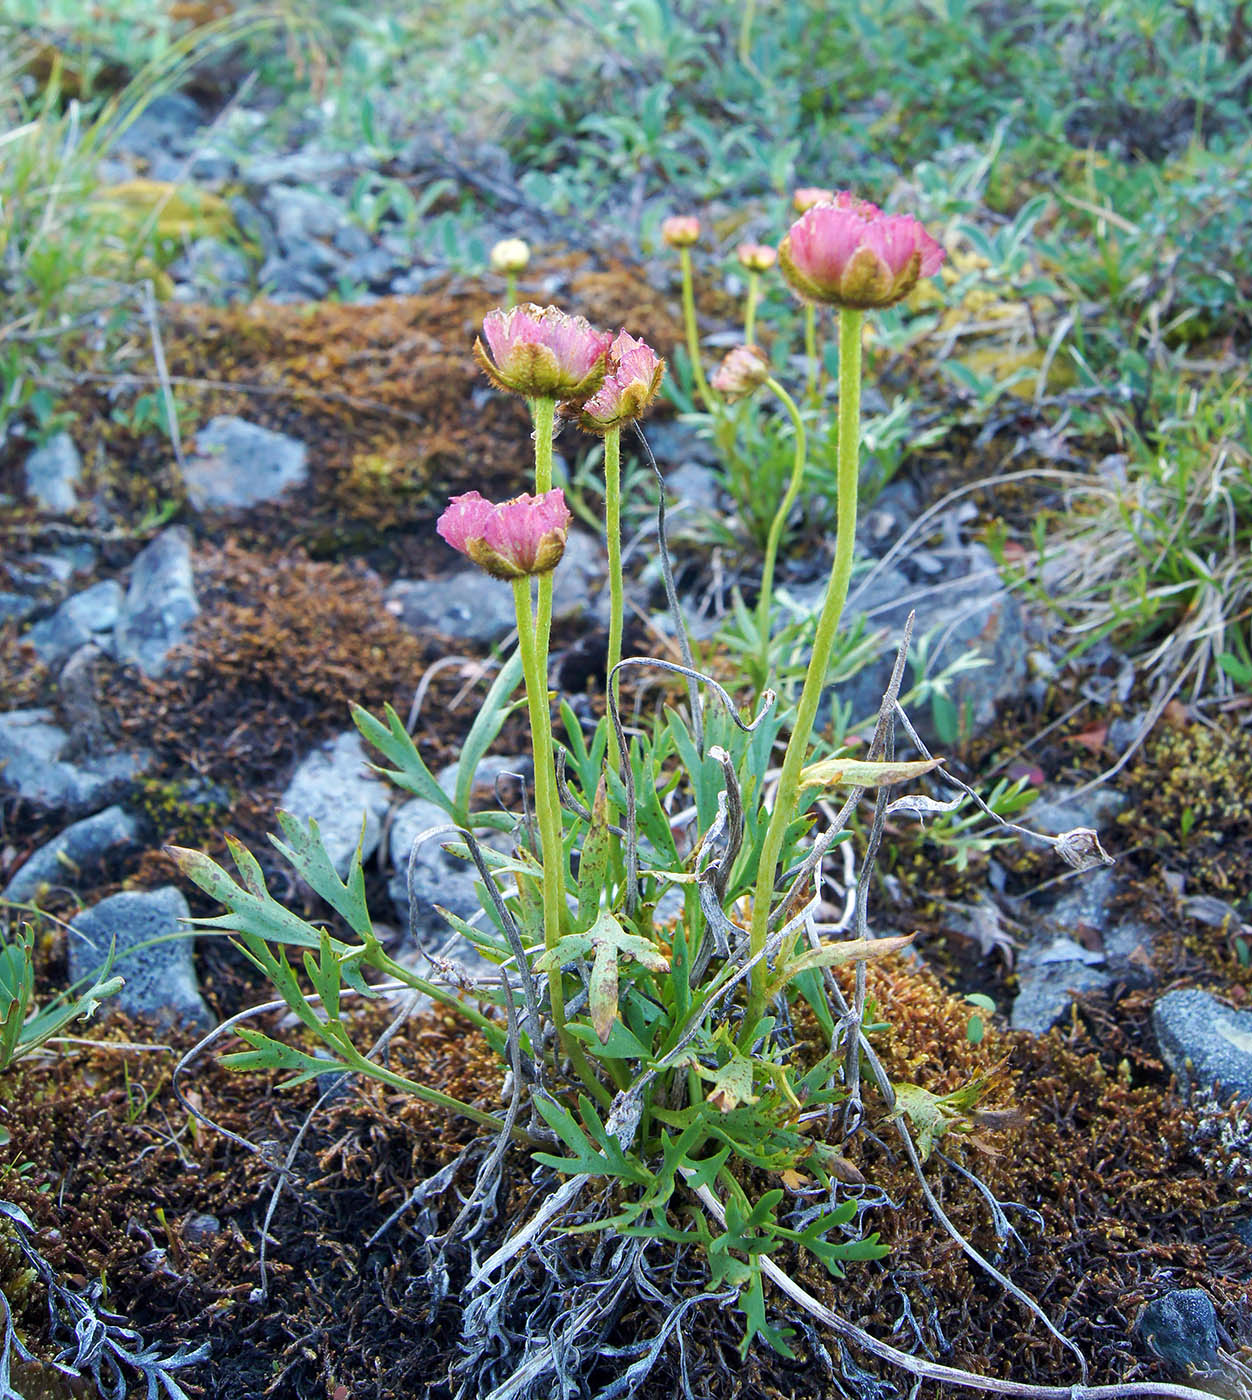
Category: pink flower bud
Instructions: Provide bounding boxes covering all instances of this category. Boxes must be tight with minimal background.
[778,196,944,310]
[473,303,612,402]
[437,489,572,580]
[710,344,770,401]
[661,215,700,248]
[572,330,666,434]
[736,242,777,272]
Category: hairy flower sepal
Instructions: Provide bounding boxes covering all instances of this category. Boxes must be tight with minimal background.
[437,489,571,579]
[474,303,612,402]
[534,911,670,1044]
[779,199,944,310]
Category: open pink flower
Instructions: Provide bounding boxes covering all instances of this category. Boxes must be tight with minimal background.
[473,304,612,402]
[437,489,572,579]
[572,330,666,434]
[778,197,944,310]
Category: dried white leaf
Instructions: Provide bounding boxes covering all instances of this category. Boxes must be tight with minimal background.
[1054,826,1115,871]
[884,793,965,819]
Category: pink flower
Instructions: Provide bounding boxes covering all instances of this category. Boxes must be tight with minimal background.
[661,215,700,248]
[736,242,777,272]
[572,330,666,434]
[473,303,612,402]
[437,489,572,579]
[778,196,944,310]
[710,344,770,401]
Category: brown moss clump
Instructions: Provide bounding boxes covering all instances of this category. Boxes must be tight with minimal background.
[1120,720,1252,899]
[101,540,515,845]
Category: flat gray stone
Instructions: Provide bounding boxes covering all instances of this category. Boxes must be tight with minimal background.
[169,237,251,305]
[1153,989,1252,1101]
[24,580,123,666]
[24,433,82,514]
[3,805,140,902]
[1010,954,1109,1034]
[67,885,209,1028]
[0,592,37,623]
[0,709,147,813]
[113,527,199,677]
[386,573,517,646]
[281,730,390,876]
[185,417,308,513]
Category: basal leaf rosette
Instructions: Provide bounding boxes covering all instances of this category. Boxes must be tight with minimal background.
[570,330,666,434]
[778,196,944,310]
[437,488,572,580]
[473,303,612,402]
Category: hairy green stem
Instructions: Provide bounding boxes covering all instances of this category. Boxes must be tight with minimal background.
[743,309,863,1035]
[804,303,819,405]
[604,424,625,775]
[530,396,556,493]
[743,270,760,345]
[505,271,518,309]
[679,246,716,414]
[754,375,807,672]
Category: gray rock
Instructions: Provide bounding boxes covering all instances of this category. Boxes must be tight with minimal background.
[113,527,199,677]
[343,248,396,290]
[245,150,352,187]
[280,730,390,876]
[0,592,37,623]
[67,885,209,1028]
[1153,989,1252,1101]
[1010,951,1109,1034]
[435,754,530,803]
[258,257,330,303]
[57,644,111,757]
[186,152,237,184]
[1030,786,1126,837]
[666,462,722,517]
[0,709,147,813]
[387,797,494,963]
[390,268,438,296]
[646,418,720,469]
[3,805,140,902]
[1047,867,1157,987]
[333,223,374,257]
[24,433,83,514]
[24,580,123,666]
[555,529,608,624]
[265,186,344,245]
[113,93,206,162]
[169,237,251,305]
[385,573,517,646]
[1135,1290,1221,1375]
[838,544,1028,739]
[185,417,308,513]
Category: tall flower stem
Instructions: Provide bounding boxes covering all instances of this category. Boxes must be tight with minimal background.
[604,424,625,776]
[754,376,807,674]
[743,271,761,346]
[505,272,518,309]
[530,397,556,492]
[742,309,864,1038]
[679,247,716,414]
[512,576,608,1104]
[804,303,819,405]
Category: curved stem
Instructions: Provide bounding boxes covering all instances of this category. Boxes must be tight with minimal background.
[743,270,760,345]
[604,425,625,776]
[754,375,807,667]
[743,308,863,1034]
[679,247,716,414]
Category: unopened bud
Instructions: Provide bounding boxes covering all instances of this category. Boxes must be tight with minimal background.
[710,344,770,401]
[490,238,531,275]
[661,215,700,248]
[737,242,777,272]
